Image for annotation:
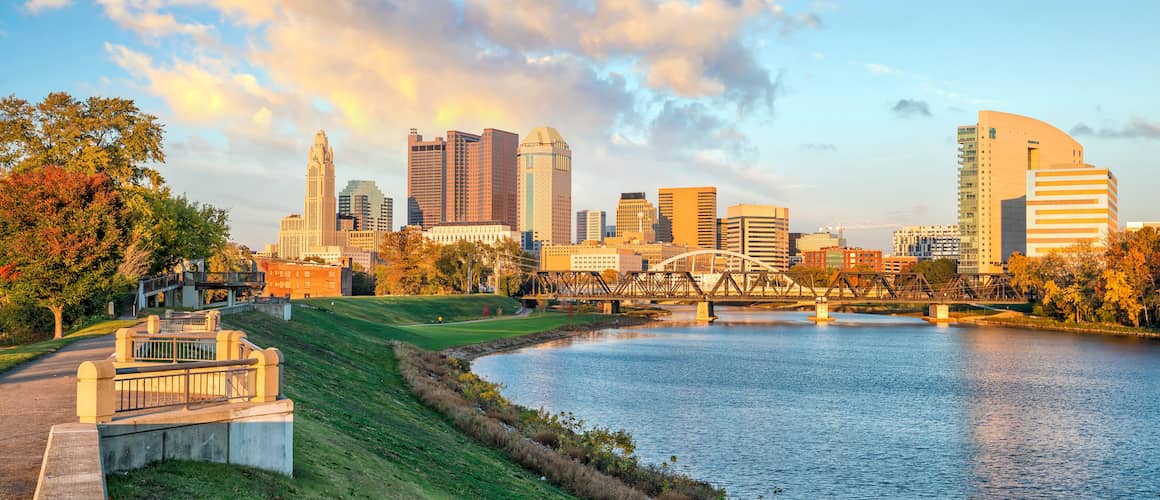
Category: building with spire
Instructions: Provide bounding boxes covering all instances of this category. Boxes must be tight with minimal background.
[517,126,572,250]
[304,130,338,250]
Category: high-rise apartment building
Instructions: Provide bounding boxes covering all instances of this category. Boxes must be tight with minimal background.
[339,180,393,232]
[892,225,961,261]
[304,130,338,251]
[957,111,1085,273]
[658,186,717,248]
[407,128,518,230]
[723,204,790,271]
[517,126,572,250]
[278,214,305,260]
[615,193,658,243]
[576,210,606,243]
[1026,167,1117,257]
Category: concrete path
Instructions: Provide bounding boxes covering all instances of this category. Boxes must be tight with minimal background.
[0,336,115,500]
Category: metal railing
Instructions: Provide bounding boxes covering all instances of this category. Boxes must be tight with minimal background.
[131,334,217,363]
[114,359,257,413]
[189,272,265,285]
[140,272,183,294]
[237,337,262,360]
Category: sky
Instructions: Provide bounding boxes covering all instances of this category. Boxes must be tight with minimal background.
[2,0,1159,252]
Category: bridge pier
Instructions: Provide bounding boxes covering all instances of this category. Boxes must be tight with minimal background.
[696,301,717,323]
[927,304,950,323]
[809,298,833,323]
[598,301,621,315]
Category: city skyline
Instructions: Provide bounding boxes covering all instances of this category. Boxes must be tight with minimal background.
[4,2,1159,252]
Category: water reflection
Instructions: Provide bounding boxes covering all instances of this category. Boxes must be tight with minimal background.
[473,308,1160,498]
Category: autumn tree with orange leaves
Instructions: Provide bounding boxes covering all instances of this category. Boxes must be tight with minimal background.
[0,167,130,338]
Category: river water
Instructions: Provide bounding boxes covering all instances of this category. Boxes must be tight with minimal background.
[472,307,1160,498]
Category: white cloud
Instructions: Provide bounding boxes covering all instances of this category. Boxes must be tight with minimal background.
[864,63,895,75]
[23,0,70,13]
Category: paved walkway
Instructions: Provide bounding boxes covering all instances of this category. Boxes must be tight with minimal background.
[0,336,116,500]
[406,308,531,328]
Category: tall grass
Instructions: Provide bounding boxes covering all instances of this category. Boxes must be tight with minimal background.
[394,342,726,500]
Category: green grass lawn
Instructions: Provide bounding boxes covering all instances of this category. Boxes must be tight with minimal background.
[106,295,600,499]
[0,319,139,375]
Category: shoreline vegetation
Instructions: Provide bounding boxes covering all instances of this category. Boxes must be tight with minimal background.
[396,338,725,500]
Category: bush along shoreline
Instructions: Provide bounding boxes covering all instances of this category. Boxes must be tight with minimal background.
[394,341,726,500]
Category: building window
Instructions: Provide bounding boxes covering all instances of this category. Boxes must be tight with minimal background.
[989,127,997,139]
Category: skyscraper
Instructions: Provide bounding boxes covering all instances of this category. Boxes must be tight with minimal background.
[407,129,446,229]
[517,126,572,250]
[723,204,790,271]
[304,130,338,250]
[957,111,1085,273]
[407,128,518,229]
[576,210,606,243]
[615,193,658,242]
[339,180,394,232]
[658,186,717,248]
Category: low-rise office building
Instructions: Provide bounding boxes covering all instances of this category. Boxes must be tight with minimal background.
[423,222,519,245]
[257,258,352,299]
[803,247,883,271]
[1025,166,1117,257]
[882,255,919,273]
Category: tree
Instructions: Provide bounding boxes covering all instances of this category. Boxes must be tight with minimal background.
[914,258,957,285]
[351,263,376,296]
[376,227,438,295]
[600,269,620,285]
[0,167,130,338]
[435,240,489,294]
[0,93,165,188]
[130,192,230,276]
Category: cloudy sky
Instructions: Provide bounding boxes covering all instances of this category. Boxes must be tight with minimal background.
[3,1,1159,251]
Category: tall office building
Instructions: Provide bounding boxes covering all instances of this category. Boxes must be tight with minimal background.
[407,128,518,230]
[723,204,790,271]
[957,111,1085,273]
[278,214,305,260]
[517,126,572,250]
[1025,167,1117,257]
[304,130,338,251]
[615,193,658,242]
[576,210,606,243]
[407,129,446,229]
[339,180,394,232]
[892,225,960,261]
[658,186,717,248]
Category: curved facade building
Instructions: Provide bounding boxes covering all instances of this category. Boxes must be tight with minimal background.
[517,126,572,250]
[956,111,1085,273]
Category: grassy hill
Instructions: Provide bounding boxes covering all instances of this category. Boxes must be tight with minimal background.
[106,295,600,499]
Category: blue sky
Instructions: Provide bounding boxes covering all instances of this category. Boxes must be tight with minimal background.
[2,0,1158,252]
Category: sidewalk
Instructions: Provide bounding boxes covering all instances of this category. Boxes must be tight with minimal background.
[0,336,116,499]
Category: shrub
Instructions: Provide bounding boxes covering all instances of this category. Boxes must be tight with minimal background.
[531,430,560,449]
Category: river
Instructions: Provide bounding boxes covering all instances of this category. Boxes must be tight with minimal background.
[471,307,1160,498]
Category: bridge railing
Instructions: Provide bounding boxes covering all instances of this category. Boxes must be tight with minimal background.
[114,359,258,413]
[188,271,265,285]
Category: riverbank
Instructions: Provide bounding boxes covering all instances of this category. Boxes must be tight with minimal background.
[107,295,575,499]
[444,315,653,361]
[957,312,1160,339]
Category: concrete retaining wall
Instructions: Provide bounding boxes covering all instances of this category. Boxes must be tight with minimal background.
[98,399,293,476]
[217,302,291,321]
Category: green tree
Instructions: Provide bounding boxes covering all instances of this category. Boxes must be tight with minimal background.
[128,192,230,276]
[435,240,489,293]
[914,258,957,285]
[351,263,376,296]
[0,93,165,188]
[0,167,130,338]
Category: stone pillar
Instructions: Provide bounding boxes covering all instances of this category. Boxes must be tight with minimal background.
[929,304,950,321]
[146,315,160,335]
[77,360,116,424]
[206,310,221,332]
[609,300,620,315]
[114,328,134,363]
[216,329,234,361]
[810,299,832,322]
[696,301,717,322]
[251,348,283,403]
